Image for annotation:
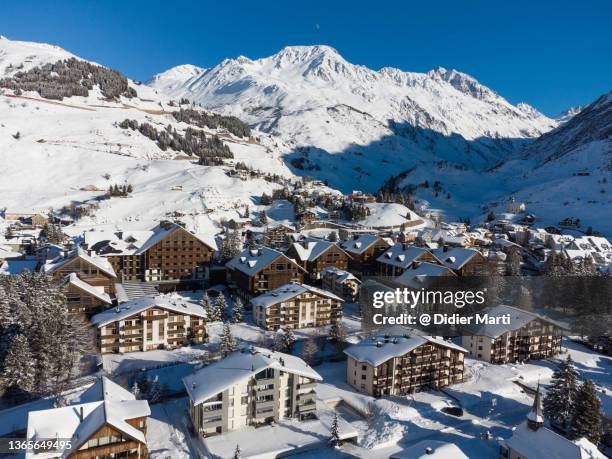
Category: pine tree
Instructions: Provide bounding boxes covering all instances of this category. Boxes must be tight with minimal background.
[1,334,35,394]
[219,323,237,357]
[259,210,268,225]
[149,376,162,403]
[282,327,296,354]
[329,413,341,447]
[329,318,347,344]
[232,298,244,323]
[328,231,338,242]
[302,338,319,365]
[544,355,579,428]
[131,380,141,399]
[569,380,603,444]
[233,444,241,459]
[201,292,213,321]
[215,294,228,322]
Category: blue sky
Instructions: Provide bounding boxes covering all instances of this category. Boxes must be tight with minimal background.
[1,0,610,116]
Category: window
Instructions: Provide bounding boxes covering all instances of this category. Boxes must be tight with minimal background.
[241,396,249,405]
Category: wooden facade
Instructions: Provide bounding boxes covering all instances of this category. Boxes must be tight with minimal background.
[377,249,441,277]
[62,277,111,315]
[48,253,116,294]
[344,237,391,276]
[70,418,148,459]
[97,306,207,354]
[107,225,215,283]
[285,242,350,282]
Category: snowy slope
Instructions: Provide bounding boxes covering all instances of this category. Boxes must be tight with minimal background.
[147,64,206,94]
[0,35,78,75]
[0,37,291,239]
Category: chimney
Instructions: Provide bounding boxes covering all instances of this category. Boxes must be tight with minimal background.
[79,406,84,422]
[425,447,433,455]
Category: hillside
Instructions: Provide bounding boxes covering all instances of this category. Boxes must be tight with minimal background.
[0,37,291,240]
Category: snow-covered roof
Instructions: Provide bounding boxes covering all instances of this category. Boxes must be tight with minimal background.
[376,243,440,269]
[84,222,216,256]
[394,262,456,288]
[431,247,482,270]
[251,282,343,309]
[26,376,150,459]
[344,335,467,367]
[184,347,322,405]
[503,421,605,459]
[321,266,361,284]
[289,237,347,262]
[465,304,561,338]
[91,293,206,327]
[340,234,388,255]
[226,246,305,276]
[358,203,425,229]
[390,440,469,459]
[63,273,111,304]
[43,247,116,278]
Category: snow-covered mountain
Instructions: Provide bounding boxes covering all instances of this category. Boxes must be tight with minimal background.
[555,105,584,124]
[0,37,289,237]
[147,64,206,94]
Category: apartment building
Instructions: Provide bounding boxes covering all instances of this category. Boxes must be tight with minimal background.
[43,247,117,294]
[183,347,321,437]
[321,266,361,302]
[376,243,442,277]
[91,295,207,354]
[84,221,215,283]
[344,334,467,397]
[260,223,296,249]
[61,272,112,315]
[251,282,343,330]
[285,237,350,282]
[26,376,150,459]
[340,234,391,276]
[226,246,306,300]
[462,305,562,364]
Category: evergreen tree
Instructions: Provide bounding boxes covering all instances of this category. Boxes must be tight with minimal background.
[259,210,268,225]
[328,231,338,242]
[201,292,213,321]
[148,376,163,403]
[221,231,242,262]
[233,445,241,459]
[329,413,341,447]
[219,323,237,357]
[282,327,296,354]
[506,249,522,276]
[544,355,579,428]
[214,295,228,322]
[302,338,319,365]
[232,298,244,323]
[131,380,141,399]
[569,380,603,444]
[329,318,347,345]
[1,334,35,394]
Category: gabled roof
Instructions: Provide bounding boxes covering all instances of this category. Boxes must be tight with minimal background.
[251,282,343,309]
[184,347,322,406]
[344,335,467,367]
[376,244,440,269]
[289,237,349,262]
[26,376,150,459]
[62,273,111,304]
[390,440,469,459]
[394,262,456,288]
[43,247,116,278]
[91,294,206,327]
[226,246,306,276]
[431,247,482,270]
[321,266,361,284]
[464,304,562,338]
[503,421,605,459]
[340,234,388,255]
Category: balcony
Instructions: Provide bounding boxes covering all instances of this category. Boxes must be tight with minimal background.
[255,399,275,410]
[298,381,316,390]
[297,401,317,412]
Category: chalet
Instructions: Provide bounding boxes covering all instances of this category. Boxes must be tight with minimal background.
[344,334,467,396]
[91,294,207,354]
[321,266,361,302]
[432,247,488,275]
[43,247,117,294]
[376,243,442,277]
[25,376,150,459]
[285,237,350,281]
[461,305,562,364]
[84,221,216,284]
[61,273,112,315]
[251,282,343,330]
[260,223,296,249]
[4,208,49,227]
[340,234,392,276]
[394,262,456,289]
[499,385,604,459]
[297,209,318,224]
[183,347,321,437]
[226,246,306,300]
